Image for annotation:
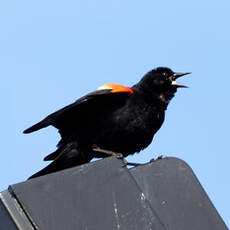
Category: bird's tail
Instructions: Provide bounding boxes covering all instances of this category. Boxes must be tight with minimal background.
[43,148,63,161]
[28,143,93,179]
[23,118,51,134]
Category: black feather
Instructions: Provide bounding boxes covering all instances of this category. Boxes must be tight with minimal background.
[25,67,189,179]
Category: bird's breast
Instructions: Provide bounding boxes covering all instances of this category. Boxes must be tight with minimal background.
[97,101,165,154]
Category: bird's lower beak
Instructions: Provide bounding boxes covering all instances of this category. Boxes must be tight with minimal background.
[171,72,191,88]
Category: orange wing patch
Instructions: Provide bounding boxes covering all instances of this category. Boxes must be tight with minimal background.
[98,84,134,94]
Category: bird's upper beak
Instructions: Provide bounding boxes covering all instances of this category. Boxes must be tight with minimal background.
[171,72,191,88]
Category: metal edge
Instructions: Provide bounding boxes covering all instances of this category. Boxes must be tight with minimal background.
[0,190,35,230]
[124,166,167,230]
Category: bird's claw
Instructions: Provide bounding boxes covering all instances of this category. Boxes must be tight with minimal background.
[150,155,164,163]
[157,155,163,160]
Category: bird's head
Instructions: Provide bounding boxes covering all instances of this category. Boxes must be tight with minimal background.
[135,67,190,104]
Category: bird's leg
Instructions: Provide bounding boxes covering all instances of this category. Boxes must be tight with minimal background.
[92,145,141,167]
[92,145,124,158]
[92,144,125,161]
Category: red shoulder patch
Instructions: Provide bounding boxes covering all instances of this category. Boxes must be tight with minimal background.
[98,83,134,94]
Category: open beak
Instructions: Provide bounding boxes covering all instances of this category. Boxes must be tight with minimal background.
[171,72,191,88]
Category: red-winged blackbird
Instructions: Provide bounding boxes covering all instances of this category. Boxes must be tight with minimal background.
[24,67,190,179]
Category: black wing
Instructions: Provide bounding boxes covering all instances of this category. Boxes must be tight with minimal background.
[23,89,132,134]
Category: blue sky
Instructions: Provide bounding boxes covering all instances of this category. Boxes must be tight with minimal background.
[0,0,229,226]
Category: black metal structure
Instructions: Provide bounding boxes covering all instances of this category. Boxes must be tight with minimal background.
[0,157,228,230]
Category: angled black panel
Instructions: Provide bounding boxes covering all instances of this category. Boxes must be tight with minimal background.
[9,157,166,230]
[130,157,228,230]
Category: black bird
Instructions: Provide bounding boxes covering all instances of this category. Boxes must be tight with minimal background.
[24,67,190,179]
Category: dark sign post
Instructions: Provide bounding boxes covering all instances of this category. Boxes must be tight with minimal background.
[0,157,228,230]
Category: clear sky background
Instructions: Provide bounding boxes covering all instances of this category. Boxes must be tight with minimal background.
[0,0,229,226]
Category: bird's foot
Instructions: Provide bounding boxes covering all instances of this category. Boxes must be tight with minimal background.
[92,145,142,167]
[157,154,164,160]
[125,162,142,167]
[92,145,124,159]
[149,155,164,163]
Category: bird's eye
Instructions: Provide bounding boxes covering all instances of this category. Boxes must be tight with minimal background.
[162,72,167,77]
